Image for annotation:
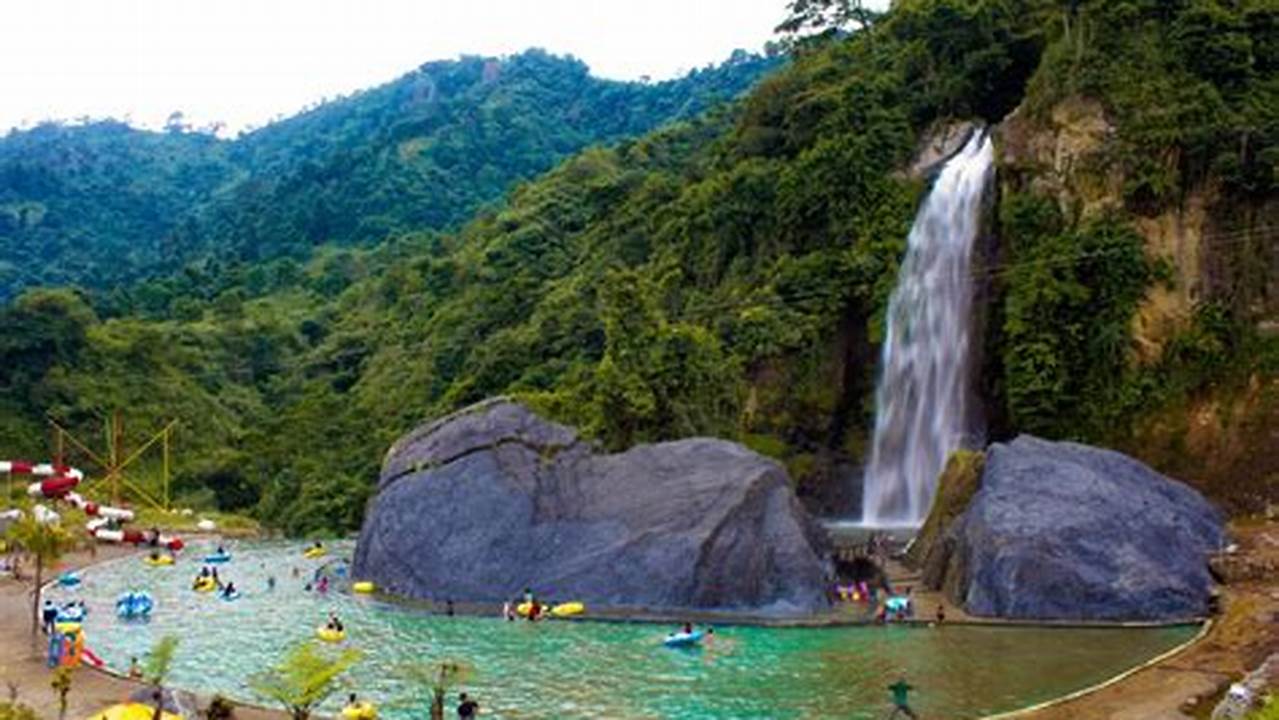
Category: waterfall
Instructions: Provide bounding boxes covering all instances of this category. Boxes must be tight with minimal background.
[861,130,993,526]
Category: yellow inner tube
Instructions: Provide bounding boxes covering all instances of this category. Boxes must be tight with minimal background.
[352,581,375,594]
[303,547,327,559]
[551,601,585,617]
[192,577,217,592]
[54,621,82,635]
[341,703,377,720]
[144,555,174,566]
[316,626,345,642]
[86,703,182,720]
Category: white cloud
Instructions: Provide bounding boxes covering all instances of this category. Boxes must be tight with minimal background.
[0,0,883,136]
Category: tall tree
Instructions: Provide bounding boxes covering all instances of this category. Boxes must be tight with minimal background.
[5,516,75,638]
[775,0,881,40]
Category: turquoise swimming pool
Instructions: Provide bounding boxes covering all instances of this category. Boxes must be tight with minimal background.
[59,541,1196,719]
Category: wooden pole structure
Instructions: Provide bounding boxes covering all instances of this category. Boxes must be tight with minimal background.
[111,410,123,506]
[46,414,176,512]
[162,426,171,511]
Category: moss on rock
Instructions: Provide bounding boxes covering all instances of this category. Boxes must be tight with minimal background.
[907,449,985,596]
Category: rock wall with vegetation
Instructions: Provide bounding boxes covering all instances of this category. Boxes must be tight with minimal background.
[0,0,1274,535]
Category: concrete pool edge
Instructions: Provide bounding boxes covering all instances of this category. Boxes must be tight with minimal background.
[979,618,1213,719]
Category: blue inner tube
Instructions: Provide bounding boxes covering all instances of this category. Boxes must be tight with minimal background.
[204,553,232,564]
[116,593,154,618]
[56,607,87,623]
[57,574,80,586]
[663,631,704,647]
[221,590,241,602]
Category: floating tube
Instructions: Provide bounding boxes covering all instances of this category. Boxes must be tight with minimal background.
[551,602,585,618]
[192,577,218,593]
[316,626,345,643]
[341,702,378,720]
[57,572,81,587]
[303,547,327,559]
[352,581,375,594]
[220,590,241,602]
[143,555,174,567]
[663,630,704,648]
[116,592,153,619]
[54,621,82,635]
[56,604,87,623]
[86,704,182,720]
[204,552,232,564]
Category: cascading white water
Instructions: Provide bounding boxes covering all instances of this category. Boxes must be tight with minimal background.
[861,131,993,526]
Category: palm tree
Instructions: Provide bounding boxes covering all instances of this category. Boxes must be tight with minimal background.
[49,667,71,720]
[5,516,75,637]
[143,635,179,720]
[391,660,473,720]
[248,642,361,720]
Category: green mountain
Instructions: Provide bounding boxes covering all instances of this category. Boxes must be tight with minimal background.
[0,122,236,298]
[0,48,778,305]
[2,0,1275,535]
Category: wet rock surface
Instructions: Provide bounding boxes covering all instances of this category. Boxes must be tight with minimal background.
[354,399,831,614]
[936,435,1225,621]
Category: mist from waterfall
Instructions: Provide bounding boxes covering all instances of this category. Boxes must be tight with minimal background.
[861,131,993,526]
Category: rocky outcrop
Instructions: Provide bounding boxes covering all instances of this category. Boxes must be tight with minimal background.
[354,398,832,614]
[906,449,984,599]
[930,435,1224,621]
[907,120,982,179]
[1211,652,1279,719]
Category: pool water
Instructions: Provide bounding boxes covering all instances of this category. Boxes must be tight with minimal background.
[60,541,1196,719]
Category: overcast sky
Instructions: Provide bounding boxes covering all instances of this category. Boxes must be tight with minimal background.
[0,0,889,137]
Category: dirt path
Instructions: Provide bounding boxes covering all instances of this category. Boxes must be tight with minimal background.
[0,544,283,720]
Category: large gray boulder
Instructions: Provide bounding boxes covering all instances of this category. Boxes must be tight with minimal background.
[936,436,1225,621]
[353,399,831,614]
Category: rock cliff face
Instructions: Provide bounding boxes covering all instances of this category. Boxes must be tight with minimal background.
[353,398,832,614]
[925,436,1224,621]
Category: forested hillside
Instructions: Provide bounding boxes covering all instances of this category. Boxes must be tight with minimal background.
[2,0,1274,534]
[0,122,236,299]
[0,48,777,305]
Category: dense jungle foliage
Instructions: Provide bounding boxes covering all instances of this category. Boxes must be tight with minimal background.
[1,0,1275,534]
[0,49,778,304]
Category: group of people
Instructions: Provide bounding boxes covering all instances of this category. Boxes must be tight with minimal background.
[40,599,84,634]
[343,692,478,719]
[502,587,540,621]
[304,566,330,593]
[192,563,238,599]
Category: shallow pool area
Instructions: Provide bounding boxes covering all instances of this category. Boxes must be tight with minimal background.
[59,540,1197,719]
